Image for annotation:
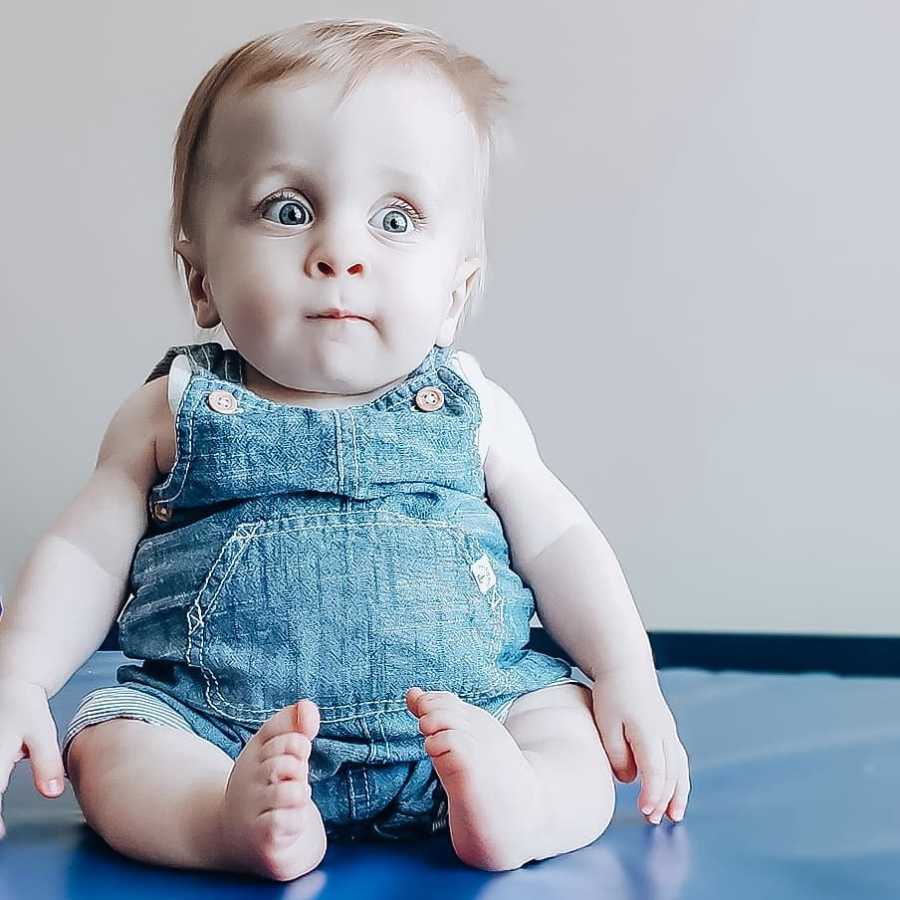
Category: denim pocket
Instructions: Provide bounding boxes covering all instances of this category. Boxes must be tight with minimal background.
[187,511,505,724]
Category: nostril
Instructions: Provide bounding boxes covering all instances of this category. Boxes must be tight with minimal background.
[316,261,334,275]
[347,263,363,275]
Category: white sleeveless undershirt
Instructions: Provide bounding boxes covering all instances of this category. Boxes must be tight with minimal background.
[165,348,493,467]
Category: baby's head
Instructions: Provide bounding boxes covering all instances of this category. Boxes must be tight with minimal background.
[170,18,510,399]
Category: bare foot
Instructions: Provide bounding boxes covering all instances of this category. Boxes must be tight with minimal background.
[405,687,547,871]
[216,699,327,881]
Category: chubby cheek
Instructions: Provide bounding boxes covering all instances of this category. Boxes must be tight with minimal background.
[386,253,455,321]
[213,257,297,333]
[224,292,273,346]
[383,285,451,349]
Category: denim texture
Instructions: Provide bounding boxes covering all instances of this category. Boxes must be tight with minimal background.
[92,340,573,840]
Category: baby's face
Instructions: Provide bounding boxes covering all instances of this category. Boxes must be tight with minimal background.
[178,65,482,404]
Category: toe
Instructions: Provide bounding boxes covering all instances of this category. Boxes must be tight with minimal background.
[417,691,464,715]
[259,732,313,763]
[262,754,308,784]
[418,707,468,737]
[295,699,320,739]
[405,686,426,715]
[424,728,476,766]
[254,699,320,747]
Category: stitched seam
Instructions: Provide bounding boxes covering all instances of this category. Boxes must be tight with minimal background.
[199,688,509,722]
[333,410,344,493]
[376,715,390,761]
[197,525,264,718]
[349,409,359,495]
[360,716,375,765]
[362,764,371,816]
[185,524,259,661]
[225,514,476,544]
[347,768,358,821]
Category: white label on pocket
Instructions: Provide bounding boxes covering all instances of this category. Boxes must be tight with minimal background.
[470,553,496,593]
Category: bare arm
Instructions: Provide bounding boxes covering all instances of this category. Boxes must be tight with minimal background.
[0,375,169,698]
[477,369,654,680]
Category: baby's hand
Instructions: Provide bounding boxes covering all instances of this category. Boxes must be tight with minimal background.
[590,664,691,826]
[0,676,66,839]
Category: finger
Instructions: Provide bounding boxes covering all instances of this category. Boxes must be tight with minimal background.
[627,726,666,820]
[645,737,668,824]
[596,718,637,782]
[23,729,66,798]
[653,740,679,823]
[667,743,691,822]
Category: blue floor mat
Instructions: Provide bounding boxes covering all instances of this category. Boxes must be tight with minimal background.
[1,650,897,898]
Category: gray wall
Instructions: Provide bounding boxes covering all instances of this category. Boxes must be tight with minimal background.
[2,2,897,635]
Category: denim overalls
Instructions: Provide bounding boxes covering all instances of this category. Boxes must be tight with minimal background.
[79,340,575,840]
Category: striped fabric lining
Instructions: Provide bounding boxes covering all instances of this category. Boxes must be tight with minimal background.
[61,686,195,776]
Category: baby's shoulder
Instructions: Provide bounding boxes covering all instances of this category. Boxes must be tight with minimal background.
[95,370,173,488]
[448,349,489,401]
[448,350,546,481]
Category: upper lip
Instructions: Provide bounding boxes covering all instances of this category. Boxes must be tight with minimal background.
[309,307,370,320]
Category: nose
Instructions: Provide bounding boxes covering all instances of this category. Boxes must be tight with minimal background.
[307,247,365,279]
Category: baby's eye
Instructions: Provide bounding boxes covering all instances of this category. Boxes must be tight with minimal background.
[259,193,313,227]
[368,201,426,235]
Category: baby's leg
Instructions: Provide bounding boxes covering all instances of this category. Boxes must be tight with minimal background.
[65,700,327,881]
[406,682,615,871]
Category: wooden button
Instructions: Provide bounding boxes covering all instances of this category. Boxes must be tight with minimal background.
[151,501,171,522]
[414,386,445,412]
[207,389,239,414]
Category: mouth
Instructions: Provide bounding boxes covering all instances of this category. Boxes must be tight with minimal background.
[308,308,370,322]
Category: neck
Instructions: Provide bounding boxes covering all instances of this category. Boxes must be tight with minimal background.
[242,362,409,410]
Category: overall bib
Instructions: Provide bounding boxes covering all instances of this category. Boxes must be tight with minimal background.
[64,340,576,841]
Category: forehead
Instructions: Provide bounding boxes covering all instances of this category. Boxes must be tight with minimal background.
[203,65,479,201]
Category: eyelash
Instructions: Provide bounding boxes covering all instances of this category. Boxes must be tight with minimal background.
[256,190,428,229]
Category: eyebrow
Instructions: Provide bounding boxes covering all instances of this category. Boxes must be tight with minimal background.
[241,161,440,202]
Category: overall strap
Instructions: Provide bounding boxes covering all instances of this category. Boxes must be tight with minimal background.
[144,342,242,386]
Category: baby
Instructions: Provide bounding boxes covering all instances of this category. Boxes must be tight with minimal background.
[0,18,690,879]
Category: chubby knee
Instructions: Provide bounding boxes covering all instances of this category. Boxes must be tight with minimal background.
[65,722,104,786]
[66,719,148,790]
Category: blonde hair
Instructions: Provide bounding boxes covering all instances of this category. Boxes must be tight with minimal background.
[168,18,513,344]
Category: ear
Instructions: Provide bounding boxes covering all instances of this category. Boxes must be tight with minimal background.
[175,238,220,329]
[436,256,482,346]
